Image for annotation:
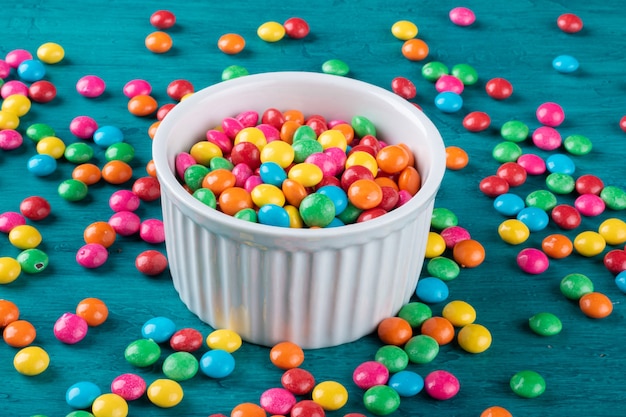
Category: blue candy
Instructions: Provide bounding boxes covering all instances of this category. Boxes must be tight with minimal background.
[141,316,176,343]
[415,277,449,303]
[66,381,102,409]
[27,154,57,176]
[493,193,526,216]
[258,204,290,228]
[553,55,579,73]
[17,59,46,82]
[517,206,549,232]
[199,349,235,378]
[93,125,124,148]
[317,185,348,215]
[388,370,424,397]
[259,162,287,187]
[434,91,463,113]
[615,270,626,294]
[546,153,576,175]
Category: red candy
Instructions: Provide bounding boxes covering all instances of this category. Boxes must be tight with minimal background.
[391,76,417,99]
[479,175,510,197]
[157,103,176,121]
[620,115,626,133]
[19,196,51,221]
[575,174,604,195]
[557,13,583,33]
[150,10,176,29]
[485,77,513,100]
[604,250,626,275]
[496,162,527,187]
[167,79,194,101]
[284,17,310,39]
[169,327,203,352]
[28,80,57,103]
[551,204,581,229]
[462,111,491,132]
[281,368,316,395]
[132,176,161,202]
[290,400,325,417]
[135,249,168,275]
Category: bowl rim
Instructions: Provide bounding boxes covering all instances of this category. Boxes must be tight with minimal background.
[153,71,446,240]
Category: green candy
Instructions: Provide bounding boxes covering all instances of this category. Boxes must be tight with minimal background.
[183,164,210,191]
[193,188,217,209]
[427,257,460,281]
[209,156,234,171]
[162,351,199,381]
[510,370,546,398]
[292,139,323,163]
[421,61,449,82]
[58,179,88,202]
[64,142,94,164]
[65,412,94,417]
[351,115,376,138]
[363,385,401,416]
[563,134,592,155]
[398,302,432,327]
[560,273,594,300]
[336,202,362,224]
[124,338,161,367]
[451,63,478,85]
[105,142,135,163]
[221,64,249,81]
[546,172,575,194]
[430,207,458,230]
[525,189,557,211]
[600,185,626,210]
[26,123,55,142]
[321,58,350,76]
[500,120,529,142]
[404,334,439,364]
[234,208,257,223]
[292,125,317,142]
[374,345,409,373]
[16,248,49,274]
[299,193,335,227]
[528,312,562,336]
[492,141,522,163]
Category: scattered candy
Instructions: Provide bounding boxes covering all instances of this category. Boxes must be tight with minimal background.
[449,7,476,26]
[528,312,562,336]
[282,368,316,395]
[557,13,583,33]
[424,370,460,400]
[552,54,579,73]
[53,312,89,344]
[391,20,418,40]
[260,387,297,415]
[111,373,146,401]
[13,345,49,376]
[579,292,613,318]
[517,248,550,274]
[76,75,106,98]
[283,17,310,39]
[145,31,173,53]
[457,323,492,353]
[150,10,176,29]
[91,393,128,417]
[363,385,400,415]
[199,349,236,378]
[66,381,102,409]
[510,370,545,398]
[485,77,513,100]
[311,380,349,411]
[388,370,424,397]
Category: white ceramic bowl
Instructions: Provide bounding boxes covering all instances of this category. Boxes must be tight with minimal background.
[153,72,446,349]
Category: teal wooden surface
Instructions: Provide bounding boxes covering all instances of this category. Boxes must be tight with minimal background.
[1,1,626,416]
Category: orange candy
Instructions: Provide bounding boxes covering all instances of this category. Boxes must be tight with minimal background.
[541,234,573,259]
[218,33,246,55]
[398,143,415,167]
[202,169,237,196]
[376,145,410,174]
[128,94,158,117]
[219,187,254,216]
[445,146,469,170]
[269,341,305,370]
[146,159,157,177]
[282,179,308,208]
[0,299,19,328]
[148,120,161,139]
[579,292,613,319]
[231,403,267,417]
[420,316,455,345]
[84,221,117,248]
[76,297,109,326]
[347,179,383,210]
[453,239,486,268]
[145,31,173,53]
[398,166,421,196]
[102,160,133,184]
[374,176,399,191]
[331,123,355,144]
[72,163,102,185]
[481,406,513,417]
[401,38,429,61]
[377,317,413,346]
[280,120,301,144]
[283,109,305,124]
[3,319,36,347]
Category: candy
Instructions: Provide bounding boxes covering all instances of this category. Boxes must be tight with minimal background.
[3,93,31,116]
[270,341,305,369]
[525,189,557,210]
[162,351,199,381]
[132,176,160,201]
[510,370,545,398]
[479,175,509,197]
[426,256,460,281]
[76,298,108,327]
[199,349,235,378]
[27,154,57,176]
[528,312,562,336]
[579,292,613,318]
[600,185,626,210]
[452,239,486,268]
[516,207,549,232]
[560,273,594,300]
[553,55,579,73]
[575,193,605,216]
[485,78,513,100]
[374,345,408,373]
[421,61,449,82]
[445,146,469,170]
[139,218,165,244]
[546,172,575,194]
[615,270,626,293]
[66,381,102,409]
[498,219,530,245]
[517,248,550,274]
[289,400,324,417]
[401,38,429,61]
[17,59,46,82]
[150,10,176,29]
[13,346,49,376]
[76,75,106,98]
[17,248,49,274]
[451,63,478,85]
[282,368,316,395]
[5,49,33,69]
[124,338,161,367]
[532,126,562,150]
[424,370,460,400]
[493,193,525,216]
[551,204,581,229]
[91,393,128,417]
[84,221,116,248]
[260,387,297,415]
[170,328,203,352]
[442,300,476,326]
[397,302,432,328]
[218,33,246,54]
[541,234,573,259]
[463,111,491,132]
[3,319,36,347]
[54,312,88,344]
[434,91,463,113]
[111,373,146,401]
[167,79,194,101]
[206,329,242,353]
[284,17,310,39]
[404,334,439,364]
[573,231,606,257]
[391,76,417,99]
[563,134,592,155]
[19,196,51,221]
[363,385,400,415]
[496,161,527,186]
[598,218,626,245]
[257,21,286,42]
[376,316,412,346]
[135,250,168,276]
[557,13,583,33]
[457,323,492,353]
[517,153,546,175]
[435,75,464,94]
[0,129,23,150]
[421,317,455,346]
[145,31,173,53]
[388,370,424,397]
[449,6,476,26]
[0,257,21,284]
[536,102,565,126]
[546,153,575,174]
[416,277,449,303]
[28,80,57,103]
[9,224,42,249]
[65,142,95,164]
[311,381,348,411]
[142,316,176,343]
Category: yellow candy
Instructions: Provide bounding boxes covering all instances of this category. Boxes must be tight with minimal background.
[189,141,223,166]
[442,300,476,327]
[0,110,20,130]
[312,381,349,411]
[391,20,418,40]
[251,184,285,207]
[9,225,42,249]
[598,218,626,245]
[457,323,492,353]
[206,329,242,353]
[147,379,184,408]
[257,21,286,42]
[425,231,446,258]
[92,393,129,417]
[574,231,606,257]
[0,257,21,284]
[36,136,66,159]
[345,151,378,177]
[288,162,323,187]
[284,205,304,228]
[14,346,49,376]
[498,219,530,245]
[1,94,31,117]
[317,129,347,151]
[260,140,295,168]
[235,127,267,150]
[37,42,65,64]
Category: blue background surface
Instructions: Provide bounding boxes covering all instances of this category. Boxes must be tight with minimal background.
[1,1,625,416]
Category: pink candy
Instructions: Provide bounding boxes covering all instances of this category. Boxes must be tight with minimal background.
[0,59,11,79]
[76,75,106,98]
[111,373,147,401]
[54,312,89,344]
[109,189,141,212]
[207,130,233,154]
[352,361,389,389]
[536,102,565,127]
[232,163,254,188]
[236,110,260,127]
[0,211,26,233]
[70,115,99,139]
[575,193,606,216]
[0,129,23,150]
[517,248,549,274]
[5,49,33,69]
[175,152,197,180]
[109,211,141,236]
[441,225,471,249]
[435,74,464,94]
[449,7,476,26]
[1,80,29,98]
[517,153,546,175]
[259,387,297,415]
[221,117,244,139]
[123,79,152,98]
[76,243,109,268]
[139,219,165,244]
[257,123,281,142]
[424,370,460,400]
[305,152,337,177]
[532,126,562,151]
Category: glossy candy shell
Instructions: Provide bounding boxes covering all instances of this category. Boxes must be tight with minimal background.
[153,72,446,349]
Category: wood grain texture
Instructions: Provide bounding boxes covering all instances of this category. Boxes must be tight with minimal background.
[1,1,625,416]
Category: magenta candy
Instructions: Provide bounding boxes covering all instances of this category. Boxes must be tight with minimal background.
[0,211,27,233]
[175,152,197,180]
[259,387,297,415]
[76,243,109,268]
[435,75,464,94]
[76,75,106,98]
[0,59,10,78]
[109,189,141,212]
[424,370,460,400]
[236,110,259,127]
[5,49,33,68]
[232,163,254,188]
[54,312,89,344]
[221,117,244,139]
[123,79,152,98]
[449,7,476,26]
[517,248,549,274]
[257,123,281,142]
[532,126,562,151]
[352,361,390,390]
[536,102,565,127]
[244,175,263,193]
[1,80,29,98]
[441,225,471,249]
[397,190,413,207]
[70,115,99,139]
[517,153,546,175]
[109,211,141,236]
[327,119,349,128]
[139,219,165,244]
[0,129,23,150]
[111,373,147,401]
[324,147,348,174]
[206,130,233,154]
[574,193,605,217]
[305,152,337,177]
